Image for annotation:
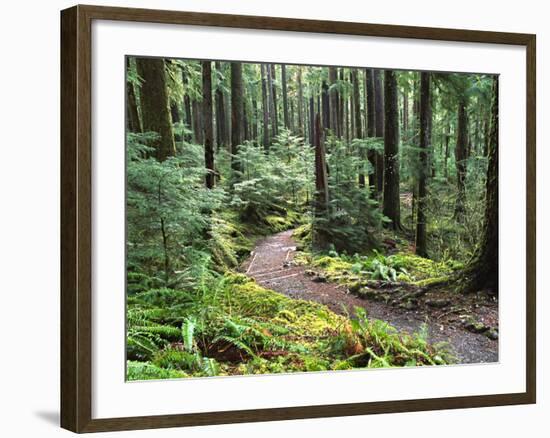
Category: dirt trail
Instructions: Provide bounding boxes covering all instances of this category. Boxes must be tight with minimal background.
[241,230,498,364]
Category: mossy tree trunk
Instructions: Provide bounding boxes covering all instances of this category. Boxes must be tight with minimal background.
[329,67,339,136]
[202,61,215,189]
[126,58,141,133]
[313,113,329,249]
[415,72,431,257]
[352,69,366,188]
[454,96,469,219]
[382,70,401,230]
[461,77,499,294]
[214,62,228,151]
[297,67,304,137]
[135,58,175,161]
[260,64,270,150]
[230,62,243,178]
[281,64,290,130]
[365,69,377,193]
[269,64,279,138]
[373,69,385,194]
[181,67,193,142]
[321,80,330,131]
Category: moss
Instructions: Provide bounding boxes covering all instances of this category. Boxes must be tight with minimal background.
[413,276,450,288]
[128,267,448,379]
[293,223,312,248]
[209,216,254,270]
[312,256,353,274]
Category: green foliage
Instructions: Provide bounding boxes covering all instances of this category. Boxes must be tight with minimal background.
[312,136,385,253]
[127,360,188,380]
[308,251,460,285]
[230,132,313,229]
[127,271,449,379]
[125,59,492,380]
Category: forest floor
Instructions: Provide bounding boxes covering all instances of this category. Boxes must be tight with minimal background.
[241,229,498,364]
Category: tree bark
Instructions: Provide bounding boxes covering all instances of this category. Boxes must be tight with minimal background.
[461,77,499,294]
[181,67,193,142]
[309,96,315,145]
[202,61,215,189]
[135,58,175,161]
[365,69,377,193]
[260,64,270,149]
[382,70,401,230]
[321,80,330,131]
[444,121,450,179]
[454,97,468,219]
[126,58,141,133]
[297,67,304,137]
[415,72,431,257]
[230,62,243,176]
[352,69,366,188]
[373,69,385,194]
[313,113,329,249]
[329,67,339,136]
[192,100,203,144]
[281,64,290,130]
[269,64,279,138]
[214,62,227,151]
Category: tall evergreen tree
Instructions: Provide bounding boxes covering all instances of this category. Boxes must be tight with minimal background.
[230,62,244,176]
[461,77,499,293]
[202,61,215,189]
[126,58,141,133]
[382,70,401,229]
[373,69,385,193]
[135,58,175,161]
[281,64,290,130]
[415,72,431,256]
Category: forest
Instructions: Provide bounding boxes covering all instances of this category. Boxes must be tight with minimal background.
[125,56,499,380]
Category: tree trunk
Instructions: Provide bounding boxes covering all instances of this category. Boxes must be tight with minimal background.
[373,69,385,194]
[202,61,215,189]
[444,121,450,179]
[181,67,193,142]
[415,72,431,257]
[126,58,141,133]
[365,69,377,192]
[135,58,175,161]
[454,97,468,219]
[403,89,409,138]
[329,67,339,136]
[382,70,401,230]
[192,100,203,144]
[321,80,330,131]
[281,64,290,130]
[297,67,304,137]
[309,96,315,145]
[269,64,279,138]
[351,69,366,188]
[260,64,270,150]
[230,62,243,176]
[214,62,227,151]
[339,68,345,137]
[461,77,499,294]
[252,98,259,143]
[313,113,329,249]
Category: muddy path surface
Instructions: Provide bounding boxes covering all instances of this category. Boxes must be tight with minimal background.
[241,230,498,364]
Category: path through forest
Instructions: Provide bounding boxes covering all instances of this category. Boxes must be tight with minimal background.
[241,230,498,364]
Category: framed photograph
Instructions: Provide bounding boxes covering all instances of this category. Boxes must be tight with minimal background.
[60,4,536,433]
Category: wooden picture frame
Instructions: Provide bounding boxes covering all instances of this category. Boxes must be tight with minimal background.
[60,4,536,433]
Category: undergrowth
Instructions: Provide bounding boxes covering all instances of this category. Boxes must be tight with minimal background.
[127,272,450,380]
